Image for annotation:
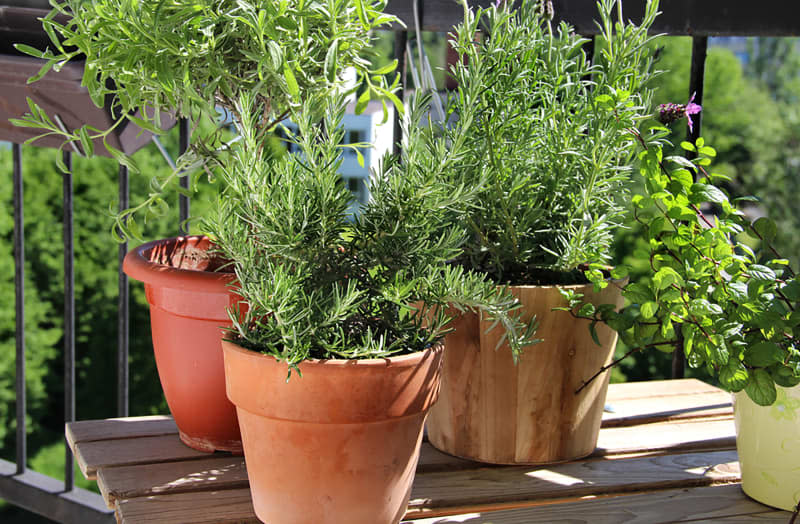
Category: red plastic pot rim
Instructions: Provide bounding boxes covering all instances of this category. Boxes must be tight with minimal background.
[123,236,236,292]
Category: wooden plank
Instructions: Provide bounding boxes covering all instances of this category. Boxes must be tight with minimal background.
[404,450,740,517]
[114,451,741,523]
[602,390,731,427]
[92,423,739,508]
[595,417,736,456]
[97,456,248,508]
[116,488,258,524]
[404,483,788,523]
[74,435,212,480]
[605,379,722,401]
[602,379,732,427]
[421,416,736,473]
[67,416,177,448]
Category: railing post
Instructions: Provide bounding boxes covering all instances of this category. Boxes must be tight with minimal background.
[13,143,26,476]
[672,35,708,380]
[392,31,408,158]
[117,164,129,418]
[179,118,190,235]
[62,150,75,491]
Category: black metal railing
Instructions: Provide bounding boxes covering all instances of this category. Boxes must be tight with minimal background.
[3,1,800,521]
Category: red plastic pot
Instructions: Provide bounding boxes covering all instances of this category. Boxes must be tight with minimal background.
[123,236,242,453]
[222,340,443,524]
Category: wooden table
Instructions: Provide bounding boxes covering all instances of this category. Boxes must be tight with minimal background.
[66,379,792,523]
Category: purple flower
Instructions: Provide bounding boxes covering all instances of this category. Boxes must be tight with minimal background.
[657,92,703,133]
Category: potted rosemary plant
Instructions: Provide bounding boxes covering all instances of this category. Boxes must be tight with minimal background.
[424,0,660,464]
[14,0,399,453]
[566,134,800,511]
[202,83,535,521]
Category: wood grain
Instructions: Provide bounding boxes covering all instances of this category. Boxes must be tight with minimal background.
[116,488,258,524]
[404,483,789,523]
[74,434,212,480]
[97,456,248,508]
[405,450,740,517]
[427,283,625,464]
[595,417,736,456]
[67,416,177,448]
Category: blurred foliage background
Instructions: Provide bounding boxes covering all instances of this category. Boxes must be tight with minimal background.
[2,33,800,521]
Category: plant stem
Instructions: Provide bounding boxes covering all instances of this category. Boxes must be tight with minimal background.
[575,339,679,394]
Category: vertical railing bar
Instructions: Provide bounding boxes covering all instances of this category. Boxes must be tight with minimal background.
[686,36,708,146]
[62,150,75,492]
[178,118,190,236]
[672,35,708,380]
[392,30,408,157]
[117,164,130,418]
[13,143,26,476]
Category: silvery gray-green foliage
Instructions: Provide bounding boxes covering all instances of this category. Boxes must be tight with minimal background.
[447,0,660,284]
[204,91,539,365]
[562,137,800,406]
[12,0,399,239]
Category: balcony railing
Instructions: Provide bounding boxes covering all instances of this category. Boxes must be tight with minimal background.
[2,1,800,521]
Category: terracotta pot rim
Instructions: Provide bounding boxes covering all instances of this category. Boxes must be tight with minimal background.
[123,235,236,289]
[222,340,442,368]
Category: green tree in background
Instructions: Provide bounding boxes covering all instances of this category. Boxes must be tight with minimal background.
[0,123,223,488]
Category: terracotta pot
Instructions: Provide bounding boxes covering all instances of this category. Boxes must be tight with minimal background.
[222,340,443,524]
[426,282,624,464]
[123,236,242,453]
[734,384,800,511]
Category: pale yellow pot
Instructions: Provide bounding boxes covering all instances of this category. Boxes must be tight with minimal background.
[733,384,800,511]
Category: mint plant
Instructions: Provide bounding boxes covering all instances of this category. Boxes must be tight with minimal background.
[562,134,800,406]
[12,0,399,238]
[444,0,660,284]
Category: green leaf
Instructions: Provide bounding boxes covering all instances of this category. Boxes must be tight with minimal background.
[355,88,370,115]
[589,322,600,346]
[353,0,370,30]
[688,298,723,317]
[752,217,777,244]
[781,280,800,301]
[680,141,696,152]
[77,127,94,157]
[372,59,398,75]
[578,303,596,317]
[622,282,651,303]
[719,360,748,391]
[283,64,300,98]
[324,40,339,83]
[771,366,800,388]
[13,43,46,59]
[744,341,785,367]
[640,301,658,319]
[745,369,777,406]
[748,264,776,282]
[689,183,728,205]
[609,266,628,280]
[653,267,683,291]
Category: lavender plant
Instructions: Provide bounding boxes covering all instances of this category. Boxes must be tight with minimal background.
[562,134,800,406]
[445,0,660,284]
[12,0,400,238]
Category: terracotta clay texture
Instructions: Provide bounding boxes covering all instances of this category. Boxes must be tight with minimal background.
[124,236,241,453]
[426,282,624,464]
[222,341,443,524]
